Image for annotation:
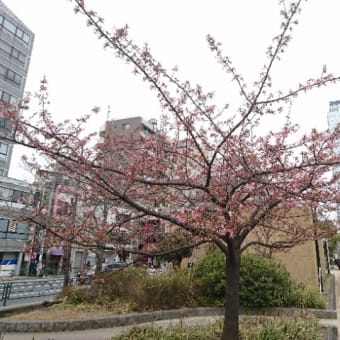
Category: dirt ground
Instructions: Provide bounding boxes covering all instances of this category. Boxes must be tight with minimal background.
[4,303,130,321]
[6,309,116,321]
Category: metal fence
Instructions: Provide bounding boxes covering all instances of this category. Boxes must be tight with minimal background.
[0,278,64,306]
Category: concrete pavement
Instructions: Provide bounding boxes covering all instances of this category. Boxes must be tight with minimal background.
[320,269,340,338]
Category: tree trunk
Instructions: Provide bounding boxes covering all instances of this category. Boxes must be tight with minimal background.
[95,251,104,274]
[63,242,72,288]
[221,240,241,340]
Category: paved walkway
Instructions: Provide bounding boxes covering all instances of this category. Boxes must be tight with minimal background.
[320,269,340,332]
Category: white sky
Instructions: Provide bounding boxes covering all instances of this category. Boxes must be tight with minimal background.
[5,0,340,181]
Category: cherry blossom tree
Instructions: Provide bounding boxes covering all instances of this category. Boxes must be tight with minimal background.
[1,0,340,338]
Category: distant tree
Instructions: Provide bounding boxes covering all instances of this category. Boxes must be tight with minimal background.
[328,233,340,259]
[1,1,340,339]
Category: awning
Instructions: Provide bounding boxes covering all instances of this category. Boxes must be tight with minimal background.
[49,248,64,256]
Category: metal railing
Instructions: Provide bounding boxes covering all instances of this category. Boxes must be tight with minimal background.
[0,278,64,306]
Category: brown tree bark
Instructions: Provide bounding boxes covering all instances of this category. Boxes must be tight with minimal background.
[221,240,241,340]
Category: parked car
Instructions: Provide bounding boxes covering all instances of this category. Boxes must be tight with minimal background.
[86,262,127,277]
[103,262,127,271]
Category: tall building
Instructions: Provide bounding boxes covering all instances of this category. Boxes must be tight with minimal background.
[0,1,34,276]
[327,100,340,222]
[99,116,163,268]
[0,0,34,176]
[99,116,158,141]
[327,100,340,138]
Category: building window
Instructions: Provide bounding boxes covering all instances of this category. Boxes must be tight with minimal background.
[7,220,16,233]
[0,218,8,231]
[56,201,69,215]
[12,190,28,203]
[3,19,16,35]
[0,39,26,65]
[0,218,16,233]
[0,90,17,104]
[122,123,130,131]
[0,142,8,158]
[2,66,22,88]
[116,213,130,224]
[0,118,11,130]
[0,15,31,45]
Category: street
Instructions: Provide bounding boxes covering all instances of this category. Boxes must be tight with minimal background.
[0,277,63,307]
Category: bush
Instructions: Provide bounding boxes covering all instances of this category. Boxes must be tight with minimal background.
[288,283,326,309]
[240,253,293,308]
[60,287,93,304]
[134,270,194,310]
[191,249,226,306]
[60,251,325,312]
[192,250,324,309]
[111,322,222,340]
[62,266,194,311]
[240,313,323,340]
[111,314,323,340]
[99,266,147,301]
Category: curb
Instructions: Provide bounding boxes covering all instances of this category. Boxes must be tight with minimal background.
[0,307,223,332]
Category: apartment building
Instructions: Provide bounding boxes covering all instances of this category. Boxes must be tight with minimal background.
[99,116,158,141]
[0,176,31,276]
[327,100,340,223]
[0,1,34,276]
[0,0,34,175]
[99,116,163,266]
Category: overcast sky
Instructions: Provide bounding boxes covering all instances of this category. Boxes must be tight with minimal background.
[5,0,340,181]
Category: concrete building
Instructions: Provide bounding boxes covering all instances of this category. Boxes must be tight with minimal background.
[99,116,162,267]
[0,0,34,175]
[0,1,34,276]
[99,116,158,142]
[0,176,32,276]
[32,169,82,276]
[32,168,134,275]
[327,100,340,222]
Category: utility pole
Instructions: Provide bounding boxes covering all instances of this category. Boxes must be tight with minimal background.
[37,176,58,277]
[63,179,79,288]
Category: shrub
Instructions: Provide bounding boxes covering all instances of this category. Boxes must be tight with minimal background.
[111,314,323,340]
[240,253,293,308]
[60,287,93,304]
[192,250,324,309]
[99,266,147,301]
[191,249,226,306]
[288,283,326,309]
[134,270,194,310]
[240,313,323,340]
